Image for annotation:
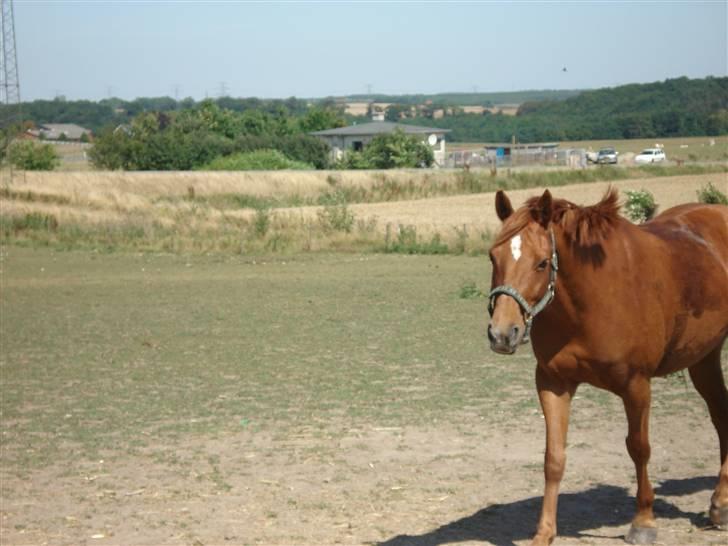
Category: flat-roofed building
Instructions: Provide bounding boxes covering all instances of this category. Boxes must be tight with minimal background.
[310,121,450,166]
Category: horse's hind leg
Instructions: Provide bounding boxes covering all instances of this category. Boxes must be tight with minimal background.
[688,344,728,527]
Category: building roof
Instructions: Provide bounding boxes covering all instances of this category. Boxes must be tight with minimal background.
[310,121,450,137]
[39,123,91,140]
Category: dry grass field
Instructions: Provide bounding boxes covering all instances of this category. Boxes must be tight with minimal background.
[1,165,726,255]
[318,173,728,237]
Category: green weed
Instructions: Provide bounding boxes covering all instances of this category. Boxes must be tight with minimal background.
[383,225,449,255]
[459,281,486,299]
[697,182,728,205]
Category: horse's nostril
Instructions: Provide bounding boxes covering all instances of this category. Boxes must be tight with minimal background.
[510,326,520,342]
[487,324,497,343]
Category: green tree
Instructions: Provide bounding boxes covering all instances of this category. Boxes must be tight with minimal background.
[88,127,131,169]
[298,106,345,133]
[6,140,60,170]
[351,129,434,169]
[384,104,410,122]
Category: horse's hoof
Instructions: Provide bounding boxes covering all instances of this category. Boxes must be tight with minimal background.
[625,525,657,545]
[709,502,728,528]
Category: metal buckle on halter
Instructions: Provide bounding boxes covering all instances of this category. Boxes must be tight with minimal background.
[522,314,534,343]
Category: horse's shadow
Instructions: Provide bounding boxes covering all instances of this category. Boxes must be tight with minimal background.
[378,477,716,546]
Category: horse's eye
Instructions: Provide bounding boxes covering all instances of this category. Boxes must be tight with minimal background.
[536,259,549,272]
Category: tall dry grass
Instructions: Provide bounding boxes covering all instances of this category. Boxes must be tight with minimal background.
[1,166,725,255]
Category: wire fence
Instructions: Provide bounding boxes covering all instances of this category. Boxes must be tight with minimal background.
[445,148,588,169]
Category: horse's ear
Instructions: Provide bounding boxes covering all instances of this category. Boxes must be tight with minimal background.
[495,190,513,222]
[533,189,553,227]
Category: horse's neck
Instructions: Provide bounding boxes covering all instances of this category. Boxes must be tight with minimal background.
[549,226,630,321]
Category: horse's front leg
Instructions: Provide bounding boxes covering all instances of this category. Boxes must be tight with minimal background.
[533,366,577,546]
[622,376,657,544]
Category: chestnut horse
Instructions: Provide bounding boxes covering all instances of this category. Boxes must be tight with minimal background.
[487,188,728,545]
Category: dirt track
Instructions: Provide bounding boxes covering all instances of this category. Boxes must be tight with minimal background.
[4,395,725,545]
[343,173,728,235]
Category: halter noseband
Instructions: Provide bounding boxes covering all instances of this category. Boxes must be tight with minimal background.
[488,228,559,343]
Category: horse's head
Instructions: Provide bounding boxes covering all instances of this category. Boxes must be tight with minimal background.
[487,189,558,355]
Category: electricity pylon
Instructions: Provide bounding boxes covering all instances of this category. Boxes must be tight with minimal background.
[0,0,20,167]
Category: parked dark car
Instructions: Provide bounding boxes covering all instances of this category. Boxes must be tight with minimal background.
[597,147,618,164]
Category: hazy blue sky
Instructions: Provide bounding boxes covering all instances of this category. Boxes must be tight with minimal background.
[16,1,728,101]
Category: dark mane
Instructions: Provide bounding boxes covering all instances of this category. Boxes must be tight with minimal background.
[493,188,622,249]
[552,187,622,247]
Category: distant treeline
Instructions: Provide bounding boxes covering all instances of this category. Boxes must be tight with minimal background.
[402,77,728,141]
[0,96,318,134]
[3,76,726,145]
[3,90,582,135]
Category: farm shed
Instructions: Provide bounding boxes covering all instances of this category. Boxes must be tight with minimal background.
[310,121,450,166]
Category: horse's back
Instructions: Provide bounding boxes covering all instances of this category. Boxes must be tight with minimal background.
[640,203,728,374]
[645,202,728,264]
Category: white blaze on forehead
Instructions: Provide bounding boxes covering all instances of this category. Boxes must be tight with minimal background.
[510,235,522,261]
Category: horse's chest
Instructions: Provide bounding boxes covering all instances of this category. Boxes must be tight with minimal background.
[539,347,633,391]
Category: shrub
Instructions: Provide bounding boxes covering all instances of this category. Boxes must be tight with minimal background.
[625,189,658,223]
[6,140,60,170]
[276,135,330,169]
[317,191,355,233]
[199,149,314,170]
[233,134,330,169]
[697,182,728,205]
[334,150,372,170]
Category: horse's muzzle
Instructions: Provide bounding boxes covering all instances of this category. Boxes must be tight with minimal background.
[487,323,521,355]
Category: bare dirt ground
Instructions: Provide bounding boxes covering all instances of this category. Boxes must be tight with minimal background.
[3,400,726,546]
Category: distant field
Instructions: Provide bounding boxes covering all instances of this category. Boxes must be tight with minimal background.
[448,135,728,163]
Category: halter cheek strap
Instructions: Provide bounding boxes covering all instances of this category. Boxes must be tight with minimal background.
[488,228,559,343]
